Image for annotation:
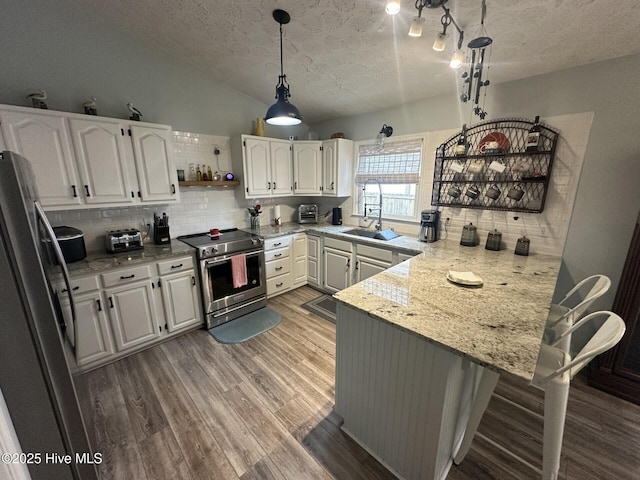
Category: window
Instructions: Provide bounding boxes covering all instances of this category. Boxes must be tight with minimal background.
[354,137,423,221]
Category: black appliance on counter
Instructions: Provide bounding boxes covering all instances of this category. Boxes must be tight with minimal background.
[153,213,170,244]
[177,228,266,329]
[53,226,87,262]
[0,151,98,480]
[298,204,318,224]
[332,207,343,225]
[418,210,440,243]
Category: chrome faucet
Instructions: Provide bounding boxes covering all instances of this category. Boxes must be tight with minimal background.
[363,178,383,231]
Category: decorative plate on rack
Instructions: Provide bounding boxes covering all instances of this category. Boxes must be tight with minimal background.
[479,132,510,154]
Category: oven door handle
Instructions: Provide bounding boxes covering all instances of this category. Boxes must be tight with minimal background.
[203,249,263,267]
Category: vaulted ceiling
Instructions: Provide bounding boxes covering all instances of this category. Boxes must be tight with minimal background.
[72,0,640,123]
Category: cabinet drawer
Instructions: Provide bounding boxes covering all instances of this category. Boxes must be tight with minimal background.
[156,256,194,276]
[265,246,290,262]
[266,257,291,278]
[357,244,393,264]
[267,273,292,295]
[324,236,353,253]
[101,265,152,287]
[265,235,292,251]
[65,275,100,295]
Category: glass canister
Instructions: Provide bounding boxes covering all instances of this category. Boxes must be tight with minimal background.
[485,229,503,251]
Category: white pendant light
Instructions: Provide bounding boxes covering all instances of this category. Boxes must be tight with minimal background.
[432,32,448,51]
[265,9,302,126]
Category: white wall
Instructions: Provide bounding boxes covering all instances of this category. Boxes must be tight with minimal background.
[311,54,640,309]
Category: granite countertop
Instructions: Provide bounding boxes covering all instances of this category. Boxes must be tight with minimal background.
[67,240,195,277]
[333,239,561,381]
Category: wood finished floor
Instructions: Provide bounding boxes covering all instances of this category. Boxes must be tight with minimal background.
[75,286,640,480]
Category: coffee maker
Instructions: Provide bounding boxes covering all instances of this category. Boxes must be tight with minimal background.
[419,210,440,243]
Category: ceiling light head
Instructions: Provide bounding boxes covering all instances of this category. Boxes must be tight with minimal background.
[432,32,448,51]
[408,17,426,37]
[385,0,401,15]
[450,49,464,69]
[264,9,302,126]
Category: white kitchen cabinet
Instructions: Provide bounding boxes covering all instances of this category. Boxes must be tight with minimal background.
[130,124,180,203]
[0,108,82,207]
[160,270,201,333]
[293,141,322,195]
[307,234,322,287]
[241,135,292,198]
[155,256,202,332]
[68,117,135,205]
[322,138,354,197]
[58,275,116,368]
[355,243,394,283]
[71,292,116,367]
[0,104,179,210]
[105,280,160,352]
[292,233,307,288]
[397,252,418,264]
[323,237,354,293]
[265,234,293,298]
[270,139,294,196]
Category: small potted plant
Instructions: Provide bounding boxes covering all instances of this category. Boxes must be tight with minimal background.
[247,204,262,230]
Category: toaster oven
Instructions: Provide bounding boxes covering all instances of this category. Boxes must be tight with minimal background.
[298,204,318,224]
[106,229,144,253]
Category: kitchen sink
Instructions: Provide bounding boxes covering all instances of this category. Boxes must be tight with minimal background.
[344,229,400,241]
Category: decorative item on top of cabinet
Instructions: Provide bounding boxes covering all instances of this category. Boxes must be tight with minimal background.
[432,117,559,213]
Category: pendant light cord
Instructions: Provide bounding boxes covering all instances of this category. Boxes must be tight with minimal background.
[279,22,284,78]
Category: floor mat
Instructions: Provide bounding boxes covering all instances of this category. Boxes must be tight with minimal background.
[208,306,282,344]
[301,294,336,323]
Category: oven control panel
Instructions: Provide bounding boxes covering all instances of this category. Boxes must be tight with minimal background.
[199,246,218,259]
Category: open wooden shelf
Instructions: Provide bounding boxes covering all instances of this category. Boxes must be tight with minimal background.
[178,180,239,187]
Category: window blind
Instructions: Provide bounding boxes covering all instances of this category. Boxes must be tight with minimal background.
[355,138,423,184]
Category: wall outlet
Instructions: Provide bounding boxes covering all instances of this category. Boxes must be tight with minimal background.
[540,225,549,237]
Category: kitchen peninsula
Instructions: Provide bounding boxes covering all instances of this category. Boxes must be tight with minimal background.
[333,240,561,480]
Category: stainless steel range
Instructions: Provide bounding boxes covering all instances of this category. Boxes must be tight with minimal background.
[178,228,266,328]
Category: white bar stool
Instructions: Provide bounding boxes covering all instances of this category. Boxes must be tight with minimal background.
[543,274,611,352]
[532,311,625,480]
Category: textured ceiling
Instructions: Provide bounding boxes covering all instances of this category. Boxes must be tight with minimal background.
[70,0,640,123]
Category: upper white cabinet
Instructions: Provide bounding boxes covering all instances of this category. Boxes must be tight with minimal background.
[234,135,353,199]
[68,117,135,205]
[293,141,322,195]
[0,104,179,209]
[321,138,353,197]
[0,108,82,207]
[130,124,179,203]
[240,135,293,198]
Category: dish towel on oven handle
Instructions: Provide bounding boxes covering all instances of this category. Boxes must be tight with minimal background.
[231,253,248,288]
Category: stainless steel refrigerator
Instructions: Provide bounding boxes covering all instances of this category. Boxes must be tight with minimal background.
[0,151,97,479]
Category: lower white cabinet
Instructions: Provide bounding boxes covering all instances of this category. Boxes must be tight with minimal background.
[323,237,354,293]
[307,235,322,287]
[265,235,293,298]
[355,244,394,283]
[160,270,201,333]
[292,233,307,288]
[66,255,201,371]
[106,280,160,352]
[62,291,115,367]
